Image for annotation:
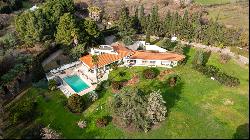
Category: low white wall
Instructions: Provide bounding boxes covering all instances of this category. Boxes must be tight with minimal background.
[123,58,178,68]
[145,45,167,52]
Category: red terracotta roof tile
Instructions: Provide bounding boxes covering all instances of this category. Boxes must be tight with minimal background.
[79,45,134,69]
[130,51,185,61]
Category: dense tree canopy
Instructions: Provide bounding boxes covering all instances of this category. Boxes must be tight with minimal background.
[82,18,103,47]
[117,7,136,38]
[55,13,79,46]
[112,87,167,132]
[15,9,48,44]
[0,0,23,14]
[42,0,75,30]
[15,0,75,44]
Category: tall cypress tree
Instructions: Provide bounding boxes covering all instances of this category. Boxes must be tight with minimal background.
[131,6,141,33]
[164,10,172,38]
[139,5,147,33]
[171,11,180,36]
[117,6,136,37]
[55,13,79,46]
[181,10,191,40]
[149,5,159,36]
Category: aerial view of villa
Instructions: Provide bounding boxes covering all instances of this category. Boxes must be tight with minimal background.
[0,0,249,139]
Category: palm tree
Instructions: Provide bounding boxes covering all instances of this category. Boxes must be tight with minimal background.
[92,54,99,83]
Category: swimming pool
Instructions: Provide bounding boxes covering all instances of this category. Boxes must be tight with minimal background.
[63,75,89,93]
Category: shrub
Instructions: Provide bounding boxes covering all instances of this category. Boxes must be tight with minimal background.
[88,91,98,102]
[111,63,118,70]
[48,80,57,91]
[193,64,240,87]
[111,81,123,90]
[194,65,220,77]
[40,125,62,139]
[161,39,177,51]
[143,68,160,79]
[137,44,144,50]
[95,79,111,92]
[167,74,181,87]
[9,99,37,124]
[119,71,126,77]
[96,117,109,127]
[0,32,17,49]
[67,94,84,113]
[123,36,133,46]
[192,50,211,66]
[220,53,231,64]
[173,44,184,54]
[215,72,240,87]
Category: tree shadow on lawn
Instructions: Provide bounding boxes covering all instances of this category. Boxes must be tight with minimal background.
[232,123,249,139]
[159,81,184,116]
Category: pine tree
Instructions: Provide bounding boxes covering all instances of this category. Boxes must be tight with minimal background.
[55,13,79,46]
[139,5,146,33]
[15,9,48,44]
[181,10,192,40]
[139,5,144,19]
[131,6,141,33]
[149,5,159,36]
[117,6,136,37]
[83,18,101,47]
[172,11,180,36]
[191,12,201,42]
[164,10,172,38]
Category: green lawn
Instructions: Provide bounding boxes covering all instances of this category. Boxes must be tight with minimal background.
[7,48,249,139]
[194,0,239,5]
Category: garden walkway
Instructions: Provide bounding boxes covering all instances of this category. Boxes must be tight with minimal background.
[42,49,63,67]
[138,34,249,65]
[179,40,249,65]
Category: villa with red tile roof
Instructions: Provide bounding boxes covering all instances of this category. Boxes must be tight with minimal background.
[79,42,185,72]
[46,42,185,97]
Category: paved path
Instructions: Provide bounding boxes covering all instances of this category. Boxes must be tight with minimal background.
[4,87,31,109]
[105,35,116,45]
[41,49,63,67]
[179,40,249,65]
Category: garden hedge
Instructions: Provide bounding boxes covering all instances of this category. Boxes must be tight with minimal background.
[193,64,240,87]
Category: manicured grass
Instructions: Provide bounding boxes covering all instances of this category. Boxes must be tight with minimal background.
[7,47,249,139]
[194,0,238,5]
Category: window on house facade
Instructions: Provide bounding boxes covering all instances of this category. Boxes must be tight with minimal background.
[150,61,156,64]
[162,60,170,65]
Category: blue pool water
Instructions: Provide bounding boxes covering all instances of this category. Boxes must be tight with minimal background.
[63,75,89,93]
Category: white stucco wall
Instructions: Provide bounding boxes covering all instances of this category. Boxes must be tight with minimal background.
[145,45,167,52]
[123,58,179,68]
[90,48,117,55]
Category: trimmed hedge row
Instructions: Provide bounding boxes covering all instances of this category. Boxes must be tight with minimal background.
[193,64,240,87]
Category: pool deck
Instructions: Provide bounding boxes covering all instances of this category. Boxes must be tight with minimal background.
[47,62,109,97]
